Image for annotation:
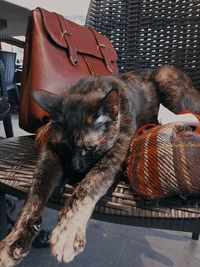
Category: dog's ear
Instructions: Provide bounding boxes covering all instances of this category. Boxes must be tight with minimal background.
[32,90,62,118]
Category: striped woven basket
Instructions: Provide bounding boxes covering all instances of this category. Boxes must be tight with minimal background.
[126,123,200,200]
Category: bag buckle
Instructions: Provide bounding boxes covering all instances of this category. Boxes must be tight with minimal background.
[61,30,78,66]
[62,30,72,37]
[98,43,106,49]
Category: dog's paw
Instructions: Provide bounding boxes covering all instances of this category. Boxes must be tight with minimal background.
[0,236,28,267]
[50,216,86,263]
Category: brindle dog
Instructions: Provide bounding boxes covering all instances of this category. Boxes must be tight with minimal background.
[0,66,200,266]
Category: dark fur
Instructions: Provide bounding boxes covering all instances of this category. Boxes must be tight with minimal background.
[0,65,200,266]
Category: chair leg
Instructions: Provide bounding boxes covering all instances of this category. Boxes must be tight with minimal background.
[192,232,199,241]
[3,115,14,138]
[0,191,8,240]
[15,85,20,102]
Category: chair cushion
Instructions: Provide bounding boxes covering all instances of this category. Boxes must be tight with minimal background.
[126,123,200,199]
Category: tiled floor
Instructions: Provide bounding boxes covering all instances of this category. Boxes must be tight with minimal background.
[0,114,200,267]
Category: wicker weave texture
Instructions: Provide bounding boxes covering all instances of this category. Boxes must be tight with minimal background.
[0,136,200,230]
[86,0,128,71]
[86,0,200,89]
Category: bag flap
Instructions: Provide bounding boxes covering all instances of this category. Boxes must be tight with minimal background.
[36,8,118,62]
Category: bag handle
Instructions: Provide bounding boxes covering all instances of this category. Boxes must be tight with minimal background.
[88,28,114,73]
[54,12,78,66]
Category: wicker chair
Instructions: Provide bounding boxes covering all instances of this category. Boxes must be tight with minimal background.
[1,1,200,242]
[0,35,24,49]
[0,59,13,240]
[0,59,13,138]
[86,0,200,89]
[0,51,19,101]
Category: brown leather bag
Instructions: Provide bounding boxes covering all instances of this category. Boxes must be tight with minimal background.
[19,8,118,133]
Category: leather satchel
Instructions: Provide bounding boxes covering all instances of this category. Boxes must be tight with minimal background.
[19,8,118,133]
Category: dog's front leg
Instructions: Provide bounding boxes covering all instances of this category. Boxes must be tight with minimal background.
[0,146,63,267]
[50,136,130,263]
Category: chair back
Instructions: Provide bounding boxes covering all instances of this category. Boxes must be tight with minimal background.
[0,51,16,91]
[0,59,7,99]
[86,0,200,89]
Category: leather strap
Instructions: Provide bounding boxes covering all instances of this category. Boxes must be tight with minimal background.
[83,56,96,76]
[54,12,78,66]
[88,28,114,73]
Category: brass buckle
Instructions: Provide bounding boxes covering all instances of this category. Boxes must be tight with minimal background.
[61,30,72,37]
[98,43,106,49]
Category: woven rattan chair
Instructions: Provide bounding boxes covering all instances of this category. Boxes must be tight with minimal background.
[0,59,13,138]
[0,59,13,240]
[0,51,19,101]
[0,35,25,49]
[1,1,200,242]
[86,0,200,89]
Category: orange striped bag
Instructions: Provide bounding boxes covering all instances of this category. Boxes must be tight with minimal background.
[126,123,200,199]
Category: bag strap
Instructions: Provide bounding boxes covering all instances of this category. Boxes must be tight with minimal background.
[88,28,114,73]
[54,12,78,66]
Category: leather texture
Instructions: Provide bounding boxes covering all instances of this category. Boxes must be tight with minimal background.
[19,8,119,133]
